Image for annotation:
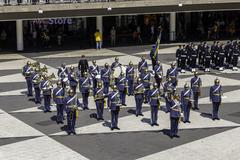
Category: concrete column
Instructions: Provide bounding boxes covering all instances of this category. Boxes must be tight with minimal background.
[16,20,24,51]
[83,17,87,31]
[170,12,176,41]
[96,16,103,34]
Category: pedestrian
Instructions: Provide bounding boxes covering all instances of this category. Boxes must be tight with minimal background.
[94,29,102,50]
[110,26,116,46]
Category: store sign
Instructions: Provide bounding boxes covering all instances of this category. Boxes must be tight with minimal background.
[32,18,73,25]
[48,18,73,25]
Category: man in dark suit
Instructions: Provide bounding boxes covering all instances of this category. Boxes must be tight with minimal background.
[78,55,89,77]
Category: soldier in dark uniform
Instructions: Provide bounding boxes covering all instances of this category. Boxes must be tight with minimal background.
[150,45,158,69]
[126,61,135,96]
[101,63,111,94]
[22,61,33,96]
[108,85,121,130]
[138,56,148,75]
[79,72,91,110]
[166,62,178,89]
[232,44,239,71]
[210,78,222,120]
[180,46,187,73]
[68,66,78,94]
[57,63,68,92]
[117,72,128,106]
[40,74,53,113]
[204,43,211,72]
[176,45,182,70]
[190,72,202,110]
[218,44,225,71]
[190,45,198,72]
[225,41,231,67]
[140,68,151,103]
[169,94,181,138]
[181,84,192,123]
[134,77,145,117]
[210,41,217,67]
[149,83,161,126]
[198,42,204,68]
[32,67,41,104]
[94,81,105,121]
[226,41,234,68]
[78,55,89,77]
[154,60,163,88]
[89,60,100,89]
[163,77,174,113]
[64,89,80,135]
[214,42,221,69]
[53,81,65,124]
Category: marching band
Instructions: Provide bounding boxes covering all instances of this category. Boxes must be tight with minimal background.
[21,43,225,138]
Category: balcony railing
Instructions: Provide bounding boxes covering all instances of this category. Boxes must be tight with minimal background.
[0,0,143,6]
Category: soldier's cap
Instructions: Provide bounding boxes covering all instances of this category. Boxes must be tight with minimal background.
[184,83,190,88]
[194,71,198,75]
[56,81,62,86]
[113,85,117,90]
[129,61,133,65]
[115,57,119,61]
[70,66,74,70]
[68,89,74,94]
[92,60,96,63]
[137,77,141,82]
[171,62,175,66]
[83,72,88,75]
[62,63,66,66]
[215,78,220,83]
[27,61,31,65]
[105,63,109,66]
[153,83,158,87]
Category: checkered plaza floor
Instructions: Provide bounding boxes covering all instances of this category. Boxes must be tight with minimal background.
[0,45,240,160]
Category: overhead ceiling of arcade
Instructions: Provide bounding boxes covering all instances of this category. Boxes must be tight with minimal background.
[0,0,240,20]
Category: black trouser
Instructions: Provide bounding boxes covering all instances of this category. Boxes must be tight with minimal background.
[205,58,211,68]
[232,55,239,67]
[152,59,157,70]
[219,57,224,68]
[170,117,179,136]
[190,58,197,68]
[180,58,186,70]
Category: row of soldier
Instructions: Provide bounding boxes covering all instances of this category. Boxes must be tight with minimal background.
[22,56,222,138]
[176,40,240,73]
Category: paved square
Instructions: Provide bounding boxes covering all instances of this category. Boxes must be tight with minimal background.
[0,45,240,160]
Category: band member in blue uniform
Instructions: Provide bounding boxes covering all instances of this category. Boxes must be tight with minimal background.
[108,85,121,130]
[170,94,181,138]
[22,61,33,96]
[64,89,80,135]
[163,77,174,113]
[53,81,65,124]
[181,84,192,123]
[79,72,91,110]
[154,60,163,88]
[150,45,158,69]
[134,78,145,117]
[111,57,121,71]
[126,61,135,96]
[101,63,111,94]
[190,72,202,110]
[117,72,128,106]
[40,74,53,113]
[68,66,78,94]
[57,63,69,91]
[166,62,178,89]
[140,68,151,103]
[94,82,106,120]
[210,78,222,120]
[89,60,100,89]
[32,67,41,104]
[138,56,148,74]
[149,83,161,126]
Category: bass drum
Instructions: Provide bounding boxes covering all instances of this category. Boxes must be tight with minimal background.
[113,65,126,78]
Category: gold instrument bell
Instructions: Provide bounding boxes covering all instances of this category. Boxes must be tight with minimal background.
[31,62,40,69]
[48,73,56,80]
[40,65,48,74]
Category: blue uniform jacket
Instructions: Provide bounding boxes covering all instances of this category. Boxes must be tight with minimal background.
[108,91,120,111]
[138,60,148,73]
[117,76,127,91]
[154,64,163,78]
[40,80,52,95]
[101,68,111,83]
[53,87,65,104]
[191,77,202,93]
[23,65,33,80]
[170,99,181,118]
[166,68,178,80]
[126,66,134,81]
[89,65,99,78]
[79,77,91,93]
[140,72,150,88]
[181,89,192,106]
[148,88,160,106]
[31,72,40,88]
[68,72,78,87]
[210,85,222,103]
